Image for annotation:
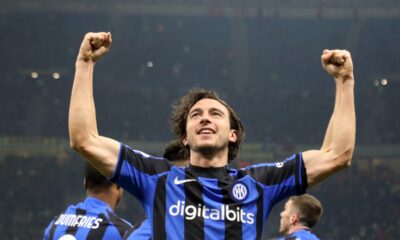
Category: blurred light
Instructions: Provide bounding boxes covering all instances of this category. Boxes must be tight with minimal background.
[381,78,388,86]
[373,80,379,87]
[52,72,60,79]
[31,72,39,79]
[146,61,154,68]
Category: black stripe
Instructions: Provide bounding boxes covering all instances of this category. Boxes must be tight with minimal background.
[294,154,301,194]
[294,154,308,194]
[284,236,297,240]
[218,181,242,240]
[239,158,297,186]
[47,217,58,240]
[299,154,308,193]
[122,227,135,240]
[153,175,168,240]
[65,208,87,235]
[107,209,131,237]
[112,145,171,179]
[255,184,264,240]
[184,169,205,240]
[86,213,108,240]
[109,145,125,182]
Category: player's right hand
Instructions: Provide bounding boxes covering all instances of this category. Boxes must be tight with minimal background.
[77,32,112,63]
[321,49,353,81]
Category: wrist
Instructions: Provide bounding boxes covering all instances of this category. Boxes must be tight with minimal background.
[75,57,95,68]
[336,72,354,82]
[335,73,354,84]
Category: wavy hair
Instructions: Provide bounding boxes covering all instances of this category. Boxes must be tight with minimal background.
[170,88,245,162]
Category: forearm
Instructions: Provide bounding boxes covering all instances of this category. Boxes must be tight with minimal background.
[330,75,356,160]
[69,60,99,149]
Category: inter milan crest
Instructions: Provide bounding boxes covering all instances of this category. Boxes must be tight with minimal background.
[231,182,249,202]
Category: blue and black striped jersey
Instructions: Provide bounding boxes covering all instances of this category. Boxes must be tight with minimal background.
[44,197,133,240]
[123,219,151,240]
[110,144,307,240]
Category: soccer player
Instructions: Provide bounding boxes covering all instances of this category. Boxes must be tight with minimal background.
[69,32,355,239]
[277,194,322,240]
[123,140,189,240]
[44,163,133,240]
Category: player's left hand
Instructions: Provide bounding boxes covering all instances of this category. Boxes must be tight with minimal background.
[321,49,353,80]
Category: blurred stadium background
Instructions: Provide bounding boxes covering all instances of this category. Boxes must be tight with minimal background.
[0,0,399,239]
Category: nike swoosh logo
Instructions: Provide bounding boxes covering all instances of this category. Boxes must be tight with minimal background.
[174,176,197,185]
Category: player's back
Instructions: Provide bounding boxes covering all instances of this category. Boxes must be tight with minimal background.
[44,197,132,240]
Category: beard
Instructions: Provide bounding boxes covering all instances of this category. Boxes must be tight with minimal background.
[193,142,226,159]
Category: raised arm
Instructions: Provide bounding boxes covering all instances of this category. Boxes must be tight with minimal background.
[69,32,120,177]
[303,49,356,188]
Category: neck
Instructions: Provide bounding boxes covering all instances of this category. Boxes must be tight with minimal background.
[189,148,229,167]
[287,225,310,235]
[189,164,228,179]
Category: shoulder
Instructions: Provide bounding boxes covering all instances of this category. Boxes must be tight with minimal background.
[290,230,320,240]
[115,143,172,175]
[237,153,304,184]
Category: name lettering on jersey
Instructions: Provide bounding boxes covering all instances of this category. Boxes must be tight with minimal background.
[173,176,197,185]
[54,214,103,229]
[169,201,254,224]
[231,182,249,202]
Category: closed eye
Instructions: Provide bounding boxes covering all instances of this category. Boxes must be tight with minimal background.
[210,109,224,117]
[189,110,201,119]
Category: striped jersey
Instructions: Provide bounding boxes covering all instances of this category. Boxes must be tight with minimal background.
[44,197,133,240]
[110,144,307,240]
[123,219,151,240]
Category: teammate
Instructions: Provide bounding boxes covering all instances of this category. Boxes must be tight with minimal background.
[277,194,322,240]
[44,163,133,240]
[69,32,355,239]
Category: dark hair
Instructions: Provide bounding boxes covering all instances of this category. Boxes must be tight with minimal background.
[163,139,189,162]
[290,194,323,228]
[171,88,245,162]
[84,163,113,192]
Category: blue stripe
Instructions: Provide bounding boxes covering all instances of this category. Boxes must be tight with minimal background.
[202,178,224,240]
[165,170,185,240]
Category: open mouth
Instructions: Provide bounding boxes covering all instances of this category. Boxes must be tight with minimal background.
[197,128,215,135]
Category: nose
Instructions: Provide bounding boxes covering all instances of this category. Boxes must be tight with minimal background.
[199,113,211,124]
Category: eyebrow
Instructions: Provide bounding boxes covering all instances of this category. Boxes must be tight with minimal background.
[189,107,226,116]
[188,108,202,115]
[209,107,225,115]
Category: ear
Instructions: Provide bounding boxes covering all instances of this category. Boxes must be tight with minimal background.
[182,136,188,146]
[290,213,300,225]
[229,129,238,143]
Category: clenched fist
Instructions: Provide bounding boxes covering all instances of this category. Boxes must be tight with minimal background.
[321,49,353,80]
[77,32,112,63]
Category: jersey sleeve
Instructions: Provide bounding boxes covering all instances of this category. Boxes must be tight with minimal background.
[123,219,151,240]
[239,153,307,204]
[109,143,172,201]
[43,218,56,240]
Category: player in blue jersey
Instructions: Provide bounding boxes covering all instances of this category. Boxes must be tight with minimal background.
[123,140,189,240]
[277,194,322,240]
[44,163,133,240]
[69,32,355,239]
